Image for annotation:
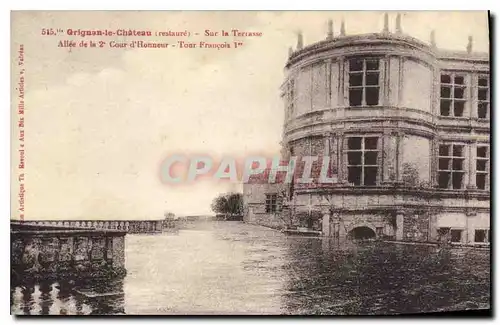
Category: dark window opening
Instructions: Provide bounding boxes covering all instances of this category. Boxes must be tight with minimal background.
[364,167,377,186]
[438,144,464,189]
[477,160,487,172]
[454,101,464,117]
[364,151,378,165]
[441,86,451,98]
[286,79,295,119]
[477,75,489,119]
[477,147,487,158]
[474,229,487,243]
[349,59,363,71]
[453,145,463,156]
[366,72,379,85]
[441,75,451,83]
[438,227,450,236]
[265,194,278,213]
[476,146,489,190]
[452,159,463,171]
[349,227,376,240]
[366,87,379,106]
[366,60,379,71]
[349,89,362,106]
[478,89,488,101]
[438,172,450,189]
[347,136,380,186]
[348,57,380,106]
[478,103,488,118]
[349,73,363,86]
[348,167,362,185]
[452,173,464,189]
[440,100,451,116]
[450,229,462,243]
[454,87,464,99]
[439,145,450,156]
[348,152,362,165]
[440,73,467,117]
[454,76,464,84]
[439,158,450,170]
[348,137,362,150]
[365,137,378,150]
[476,174,486,190]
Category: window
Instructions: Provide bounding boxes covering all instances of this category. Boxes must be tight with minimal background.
[265,194,282,213]
[450,229,463,243]
[348,58,380,107]
[347,136,379,186]
[286,79,295,119]
[476,146,489,190]
[438,144,465,189]
[477,75,490,119]
[474,229,490,243]
[438,227,450,236]
[440,73,467,117]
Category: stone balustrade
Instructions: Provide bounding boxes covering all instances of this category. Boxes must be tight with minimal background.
[11,222,127,285]
[21,219,164,234]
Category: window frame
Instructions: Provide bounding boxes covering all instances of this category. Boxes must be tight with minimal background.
[474,228,490,244]
[346,135,380,186]
[477,74,490,119]
[286,79,295,120]
[450,228,463,243]
[437,143,466,190]
[347,57,381,107]
[265,193,282,214]
[476,145,489,190]
[439,72,468,118]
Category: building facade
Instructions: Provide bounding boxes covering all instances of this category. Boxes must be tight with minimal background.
[243,14,490,246]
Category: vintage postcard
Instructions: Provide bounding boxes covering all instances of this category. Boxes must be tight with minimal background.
[10,11,491,316]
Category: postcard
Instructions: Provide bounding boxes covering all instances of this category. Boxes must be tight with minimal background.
[10,11,490,316]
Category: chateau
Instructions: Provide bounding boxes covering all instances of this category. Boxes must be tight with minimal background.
[243,14,490,245]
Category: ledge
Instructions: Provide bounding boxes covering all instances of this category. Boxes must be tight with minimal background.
[293,184,491,200]
[283,228,322,236]
[286,33,488,70]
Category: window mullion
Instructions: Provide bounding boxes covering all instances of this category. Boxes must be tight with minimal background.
[361,139,365,185]
[362,61,367,106]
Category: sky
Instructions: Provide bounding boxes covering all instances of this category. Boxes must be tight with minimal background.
[11,11,489,220]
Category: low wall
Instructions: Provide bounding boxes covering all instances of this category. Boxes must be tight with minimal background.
[21,219,164,234]
[11,222,127,285]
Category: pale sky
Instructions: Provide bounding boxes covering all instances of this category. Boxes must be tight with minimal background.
[11,11,489,220]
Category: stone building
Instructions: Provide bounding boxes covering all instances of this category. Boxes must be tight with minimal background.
[243,14,490,245]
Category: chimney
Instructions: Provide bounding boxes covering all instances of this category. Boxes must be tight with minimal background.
[340,19,346,36]
[395,13,402,34]
[288,46,293,57]
[327,19,334,40]
[430,30,436,48]
[383,12,389,33]
[297,31,304,50]
[467,35,473,53]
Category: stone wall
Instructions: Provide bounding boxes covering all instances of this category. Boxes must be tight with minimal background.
[401,212,431,242]
[22,219,163,234]
[11,222,127,284]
